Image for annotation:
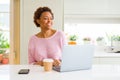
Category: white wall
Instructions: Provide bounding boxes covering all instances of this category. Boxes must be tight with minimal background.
[64,0,120,15]
[20,0,63,64]
[64,0,120,64]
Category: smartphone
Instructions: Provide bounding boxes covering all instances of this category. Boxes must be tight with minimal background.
[18,69,30,74]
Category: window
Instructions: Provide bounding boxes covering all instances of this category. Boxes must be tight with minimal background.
[64,16,120,47]
[0,0,10,64]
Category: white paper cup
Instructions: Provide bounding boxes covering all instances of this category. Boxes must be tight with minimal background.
[43,59,53,71]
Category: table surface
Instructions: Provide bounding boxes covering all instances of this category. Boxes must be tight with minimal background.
[94,46,120,57]
[0,64,120,80]
[94,51,120,57]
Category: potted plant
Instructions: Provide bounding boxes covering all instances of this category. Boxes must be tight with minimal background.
[96,37,106,46]
[111,35,120,47]
[68,35,78,45]
[0,32,10,64]
[83,37,91,44]
[2,53,9,64]
[0,54,3,63]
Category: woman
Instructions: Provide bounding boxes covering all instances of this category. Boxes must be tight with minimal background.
[28,7,66,66]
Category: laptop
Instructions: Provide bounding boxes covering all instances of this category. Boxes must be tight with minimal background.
[53,44,94,72]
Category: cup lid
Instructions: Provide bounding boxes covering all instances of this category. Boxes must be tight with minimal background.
[43,58,53,62]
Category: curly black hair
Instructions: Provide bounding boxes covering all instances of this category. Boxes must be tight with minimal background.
[33,7,54,27]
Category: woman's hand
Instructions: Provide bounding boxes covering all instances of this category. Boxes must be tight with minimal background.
[53,59,61,67]
[34,61,43,66]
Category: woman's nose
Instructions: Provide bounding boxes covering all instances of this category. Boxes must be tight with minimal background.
[48,18,52,22]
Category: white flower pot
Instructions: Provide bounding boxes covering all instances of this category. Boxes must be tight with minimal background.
[83,41,91,44]
[97,41,106,46]
[112,41,120,47]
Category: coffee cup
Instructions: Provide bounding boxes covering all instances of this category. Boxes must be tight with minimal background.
[43,59,53,72]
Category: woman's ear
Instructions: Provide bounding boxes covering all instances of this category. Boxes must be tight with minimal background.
[36,19,40,24]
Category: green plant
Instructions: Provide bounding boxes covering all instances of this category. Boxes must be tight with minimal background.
[96,37,104,41]
[0,32,10,54]
[106,33,120,41]
[83,37,91,41]
[69,35,78,41]
[111,35,120,41]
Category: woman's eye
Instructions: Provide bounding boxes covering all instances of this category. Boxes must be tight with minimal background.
[44,17,48,20]
[43,17,53,20]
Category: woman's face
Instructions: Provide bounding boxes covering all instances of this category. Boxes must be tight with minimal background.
[37,11,53,30]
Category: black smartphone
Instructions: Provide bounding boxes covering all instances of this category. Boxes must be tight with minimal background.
[18,69,30,74]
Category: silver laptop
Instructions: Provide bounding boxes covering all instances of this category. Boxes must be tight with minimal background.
[53,44,94,72]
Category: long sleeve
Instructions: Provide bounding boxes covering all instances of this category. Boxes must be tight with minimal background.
[28,37,35,64]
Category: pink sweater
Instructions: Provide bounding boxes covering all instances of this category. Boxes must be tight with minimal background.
[28,31,66,64]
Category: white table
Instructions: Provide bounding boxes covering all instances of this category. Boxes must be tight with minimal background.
[0,65,120,80]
